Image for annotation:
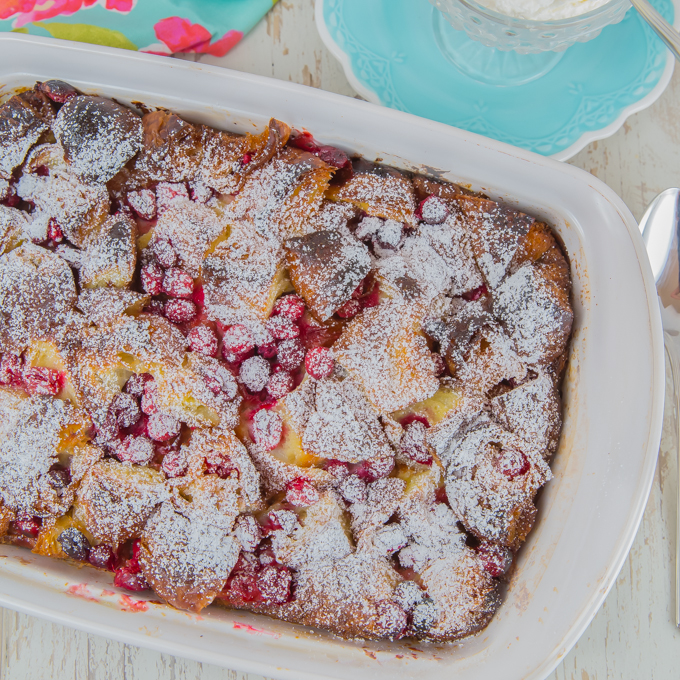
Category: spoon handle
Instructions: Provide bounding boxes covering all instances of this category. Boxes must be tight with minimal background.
[663,330,680,627]
[630,0,680,62]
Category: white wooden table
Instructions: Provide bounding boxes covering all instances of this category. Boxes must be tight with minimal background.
[3,1,680,677]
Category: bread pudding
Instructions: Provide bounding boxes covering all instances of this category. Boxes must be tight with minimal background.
[0,80,573,642]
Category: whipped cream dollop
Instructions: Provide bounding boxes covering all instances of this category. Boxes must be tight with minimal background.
[475,0,611,21]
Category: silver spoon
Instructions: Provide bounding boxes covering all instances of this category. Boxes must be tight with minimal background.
[638,187,680,627]
[629,0,680,63]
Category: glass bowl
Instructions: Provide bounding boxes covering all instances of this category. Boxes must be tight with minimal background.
[429,0,631,85]
[430,0,631,52]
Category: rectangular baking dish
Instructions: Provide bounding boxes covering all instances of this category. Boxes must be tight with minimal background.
[0,33,665,680]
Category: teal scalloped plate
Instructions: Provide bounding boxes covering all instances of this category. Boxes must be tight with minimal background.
[316,0,675,160]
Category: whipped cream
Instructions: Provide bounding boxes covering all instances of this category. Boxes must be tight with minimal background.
[475,0,611,21]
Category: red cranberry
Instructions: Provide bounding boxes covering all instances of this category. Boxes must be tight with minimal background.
[355,456,394,482]
[318,145,350,169]
[267,315,300,340]
[140,379,158,415]
[435,486,449,505]
[259,512,283,535]
[164,299,197,323]
[361,282,380,308]
[431,353,446,376]
[222,324,255,355]
[203,375,221,395]
[47,218,63,243]
[126,413,149,438]
[462,284,489,302]
[13,515,40,538]
[35,164,50,177]
[192,283,205,307]
[205,454,237,479]
[239,356,270,392]
[496,448,530,479]
[201,364,237,399]
[257,565,293,604]
[116,435,154,465]
[252,408,283,451]
[124,373,152,398]
[399,421,433,465]
[352,279,366,299]
[110,392,141,428]
[267,370,294,399]
[0,353,23,386]
[233,551,259,575]
[36,79,79,103]
[140,261,163,296]
[304,347,334,379]
[162,449,188,478]
[241,153,252,166]
[151,238,177,269]
[23,367,63,396]
[2,189,20,208]
[147,413,180,443]
[227,572,260,602]
[477,542,513,577]
[325,459,350,478]
[162,268,193,299]
[336,299,361,319]
[187,325,218,357]
[419,195,450,225]
[272,294,306,321]
[89,544,116,570]
[258,342,278,359]
[285,478,319,506]
[114,567,149,591]
[400,414,430,428]
[277,338,305,371]
[290,130,320,153]
[127,188,157,220]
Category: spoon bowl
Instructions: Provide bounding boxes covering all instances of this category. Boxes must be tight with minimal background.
[639,187,680,305]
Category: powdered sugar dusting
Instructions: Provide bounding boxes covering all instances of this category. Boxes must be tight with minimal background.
[17,144,109,247]
[54,96,142,184]
[152,199,227,278]
[285,229,371,320]
[441,414,552,547]
[0,394,74,515]
[0,85,573,643]
[0,243,77,353]
[493,263,573,365]
[0,95,49,180]
[490,371,561,457]
[302,378,395,462]
[334,299,439,413]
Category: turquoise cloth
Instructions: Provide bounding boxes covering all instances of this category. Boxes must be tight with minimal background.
[0,0,278,56]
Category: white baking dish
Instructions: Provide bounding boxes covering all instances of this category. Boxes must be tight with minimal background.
[0,33,664,680]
